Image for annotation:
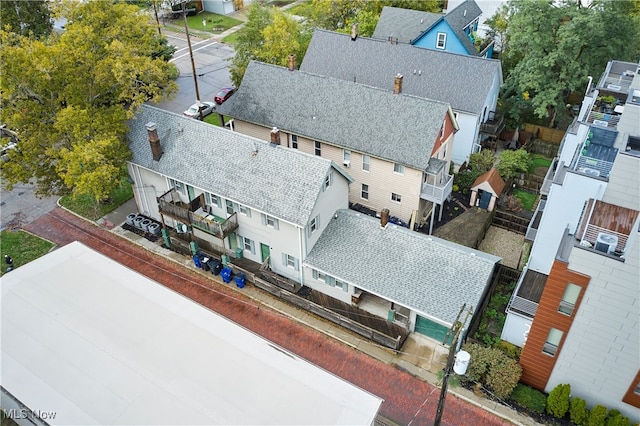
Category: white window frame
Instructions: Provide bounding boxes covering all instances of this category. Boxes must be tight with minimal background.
[168,178,186,195]
[238,235,255,254]
[391,192,402,203]
[239,204,251,217]
[362,154,370,172]
[261,213,279,229]
[226,199,236,215]
[314,141,321,156]
[205,192,221,208]
[436,32,447,49]
[283,253,299,270]
[309,215,319,234]
[543,328,563,356]
[558,283,581,316]
[343,149,351,162]
[335,279,348,292]
[291,134,298,149]
[323,172,332,191]
[393,163,404,174]
[361,183,369,200]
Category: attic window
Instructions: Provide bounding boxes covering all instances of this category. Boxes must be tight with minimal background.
[436,32,446,49]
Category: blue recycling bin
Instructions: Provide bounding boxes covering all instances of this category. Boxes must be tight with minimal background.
[192,255,202,268]
[220,267,232,283]
[234,272,246,288]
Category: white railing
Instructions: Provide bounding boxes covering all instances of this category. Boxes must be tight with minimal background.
[420,174,453,203]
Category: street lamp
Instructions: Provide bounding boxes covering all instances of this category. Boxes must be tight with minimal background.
[181,1,203,120]
[434,304,473,426]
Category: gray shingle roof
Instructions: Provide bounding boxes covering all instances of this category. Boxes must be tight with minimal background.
[442,0,483,56]
[218,61,450,170]
[128,105,351,227]
[303,209,501,324]
[372,6,441,44]
[299,29,502,115]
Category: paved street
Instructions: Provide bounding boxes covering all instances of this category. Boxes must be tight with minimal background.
[154,30,235,115]
[24,207,515,426]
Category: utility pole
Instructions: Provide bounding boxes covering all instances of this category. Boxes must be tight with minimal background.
[434,304,473,426]
[181,1,203,120]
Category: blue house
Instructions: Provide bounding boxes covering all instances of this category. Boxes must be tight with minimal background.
[372,0,494,58]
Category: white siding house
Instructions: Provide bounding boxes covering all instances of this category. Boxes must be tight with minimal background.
[127,105,352,284]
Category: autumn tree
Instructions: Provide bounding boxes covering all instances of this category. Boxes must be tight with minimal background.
[229,3,309,87]
[498,0,640,127]
[0,0,178,201]
[0,0,52,38]
[309,0,442,37]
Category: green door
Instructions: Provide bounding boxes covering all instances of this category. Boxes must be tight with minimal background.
[187,185,196,202]
[228,232,238,250]
[260,243,270,264]
[415,316,453,344]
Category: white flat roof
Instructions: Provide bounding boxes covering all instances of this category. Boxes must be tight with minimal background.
[1,242,382,425]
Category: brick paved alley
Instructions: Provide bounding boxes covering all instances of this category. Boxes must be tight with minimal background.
[23,207,514,426]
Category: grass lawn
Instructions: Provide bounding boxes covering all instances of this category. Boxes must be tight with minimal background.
[204,113,223,126]
[528,154,552,172]
[512,189,538,211]
[222,31,239,45]
[0,230,55,275]
[286,0,314,17]
[185,12,242,33]
[59,181,134,221]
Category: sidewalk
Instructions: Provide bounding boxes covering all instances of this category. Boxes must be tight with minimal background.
[100,199,541,426]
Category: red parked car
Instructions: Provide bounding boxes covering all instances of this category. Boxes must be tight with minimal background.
[214,87,235,105]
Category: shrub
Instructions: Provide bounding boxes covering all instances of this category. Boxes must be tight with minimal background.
[496,149,531,180]
[462,343,522,400]
[468,149,496,174]
[510,383,547,414]
[546,383,571,418]
[605,410,630,426]
[588,404,608,426]
[496,340,521,360]
[455,169,480,192]
[570,397,589,425]
[486,354,522,399]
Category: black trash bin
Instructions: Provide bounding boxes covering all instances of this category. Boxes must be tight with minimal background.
[208,258,222,276]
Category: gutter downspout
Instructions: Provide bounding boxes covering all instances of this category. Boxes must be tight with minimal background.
[298,225,306,285]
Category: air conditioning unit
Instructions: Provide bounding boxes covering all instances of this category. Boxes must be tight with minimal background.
[607,84,621,91]
[343,160,351,168]
[176,223,189,233]
[579,167,600,177]
[595,232,618,254]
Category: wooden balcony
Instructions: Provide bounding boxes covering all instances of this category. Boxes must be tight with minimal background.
[479,111,505,138]
[157,188,238,239]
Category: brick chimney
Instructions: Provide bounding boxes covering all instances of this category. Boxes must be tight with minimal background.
[380,208,390,228]
[288,54,296,71]
[393,74,403,94]
[351,23,358,41]
[270,127,281,145]
[146,122,163,161]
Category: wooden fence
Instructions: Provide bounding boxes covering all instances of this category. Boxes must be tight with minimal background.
[491,210,529,235]
[524,123,565,144]
[253,277,407,350]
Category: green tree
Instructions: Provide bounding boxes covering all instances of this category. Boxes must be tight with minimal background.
[587,404,608,426]
[0,0,177,201]
[0,0,52,38]
[500,0,640,126]
[229,4,308,87]
[468,149,496,175]
[496,149,530,180]
[308,0,441,37]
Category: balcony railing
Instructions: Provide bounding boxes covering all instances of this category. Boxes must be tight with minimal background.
[157,188,238,239]
[525,199,546,242]
[585,109,621,130]
[420,173,453,204]
[507,295,539,317]
[578,223,628,255]
[479,111,505,137]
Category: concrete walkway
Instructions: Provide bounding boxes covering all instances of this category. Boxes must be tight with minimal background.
[95,198,542,426]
